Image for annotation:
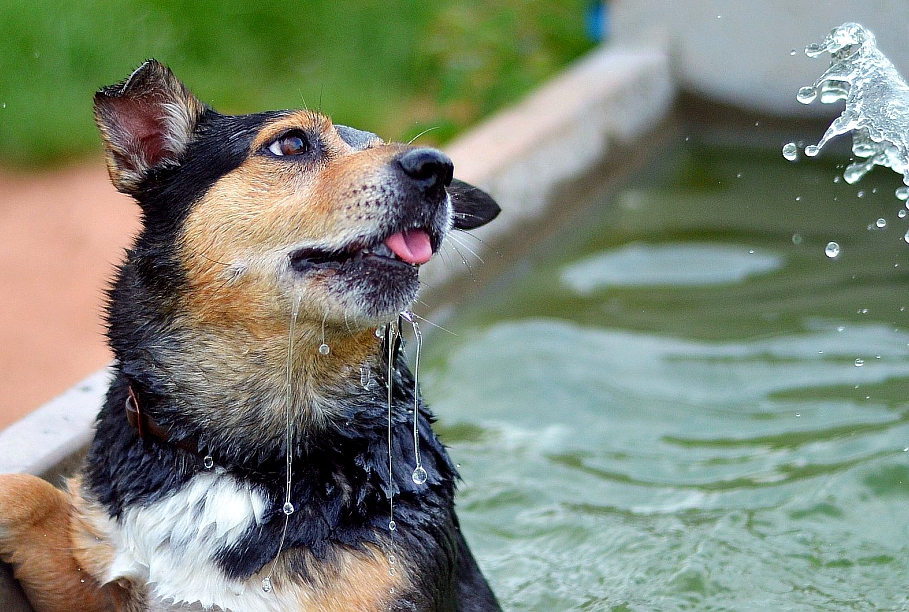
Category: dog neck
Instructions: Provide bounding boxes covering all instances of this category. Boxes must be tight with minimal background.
[119,321,400,460]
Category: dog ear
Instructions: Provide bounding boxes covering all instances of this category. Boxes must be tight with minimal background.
[94,59,205,194]
[448,179,501,230]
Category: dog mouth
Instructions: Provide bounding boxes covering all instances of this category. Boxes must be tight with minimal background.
[289,227,437,273]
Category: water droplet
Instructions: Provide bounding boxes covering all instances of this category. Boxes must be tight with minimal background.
[843,164,866,184]
[804,144,820,157]
[855,358,865,367]
[790,49,797,56]
[904,227,909,244]
[1,103,5,109]
[899,209,907,218]
[782,142,798,161]
[388,554,396,565]
[903,447,908,452]
[795,413,801,418]
[318,343,330,355]
[897,186,909,200]
[412,466,428,485]
[825,241,840,258]
[794,196,801,202]
[388,520,396,531]
[876,218,887,228]
[736,172,743,178]
[791,234,803,245]
[797,86,817,104]
[283,501,295,515]
[389,567,396,576]
[80,579,85,583]
[261,577,272,593]
[360,365,372,389]
[375,327,384,338]
[837,325,845,332]
[857,190,866,198]
[203,455,214,469]
[833,176,841,184]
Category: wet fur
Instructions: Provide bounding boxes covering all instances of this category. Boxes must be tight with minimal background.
[0,60,501,611]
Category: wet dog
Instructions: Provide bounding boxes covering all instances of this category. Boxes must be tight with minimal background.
[0,60,501,611]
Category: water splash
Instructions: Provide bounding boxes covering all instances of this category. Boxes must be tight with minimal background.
[793,23,909,199]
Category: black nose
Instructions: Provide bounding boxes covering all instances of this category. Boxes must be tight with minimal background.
[397,148,454,194]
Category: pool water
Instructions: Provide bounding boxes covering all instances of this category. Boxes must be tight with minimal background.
[421,136,909,610]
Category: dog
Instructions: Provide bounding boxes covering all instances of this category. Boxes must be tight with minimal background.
[0,60,501,612]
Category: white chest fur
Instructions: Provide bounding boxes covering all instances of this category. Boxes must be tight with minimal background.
[104,470,294,611]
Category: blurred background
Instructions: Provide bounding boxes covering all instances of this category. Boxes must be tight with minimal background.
[4,2,909,610]
[0,0,596,426]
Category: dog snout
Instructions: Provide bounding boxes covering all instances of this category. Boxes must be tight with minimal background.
[397,148,454,196]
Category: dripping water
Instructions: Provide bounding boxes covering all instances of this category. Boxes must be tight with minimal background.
[319,312,330,355]
[385,322,398,535]
[262,291,302,593]
[400,311,427,486]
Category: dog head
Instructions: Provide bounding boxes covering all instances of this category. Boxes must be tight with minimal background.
[94,60,499,338]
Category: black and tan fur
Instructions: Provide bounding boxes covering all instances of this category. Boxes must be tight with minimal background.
[0,60,501,611]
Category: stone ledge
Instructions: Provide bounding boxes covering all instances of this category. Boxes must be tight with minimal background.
[0,368,108,477]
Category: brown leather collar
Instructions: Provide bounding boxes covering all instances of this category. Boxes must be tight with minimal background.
[125,385,203,456]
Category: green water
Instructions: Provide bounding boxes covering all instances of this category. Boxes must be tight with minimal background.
[421,138,909,610]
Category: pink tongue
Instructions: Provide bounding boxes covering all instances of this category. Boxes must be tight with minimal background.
[384,229,433,265]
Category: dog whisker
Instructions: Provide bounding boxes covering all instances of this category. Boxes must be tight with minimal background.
[408,311,458,337]
[446,233,485,264]
[196,250,232,267]
[454,228,495,249]
[446,243,475,274]
[406,125,440,146]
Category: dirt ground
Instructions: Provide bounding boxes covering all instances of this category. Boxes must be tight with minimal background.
[0,161,139,429]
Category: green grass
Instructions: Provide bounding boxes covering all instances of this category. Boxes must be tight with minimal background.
[0,0,594,168]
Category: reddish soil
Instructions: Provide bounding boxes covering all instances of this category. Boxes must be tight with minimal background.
[0,161,139,429]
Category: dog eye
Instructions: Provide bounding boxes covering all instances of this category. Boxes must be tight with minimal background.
[268,131,310,157]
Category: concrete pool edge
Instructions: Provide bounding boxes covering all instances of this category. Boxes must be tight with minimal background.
[0,43,675,477]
